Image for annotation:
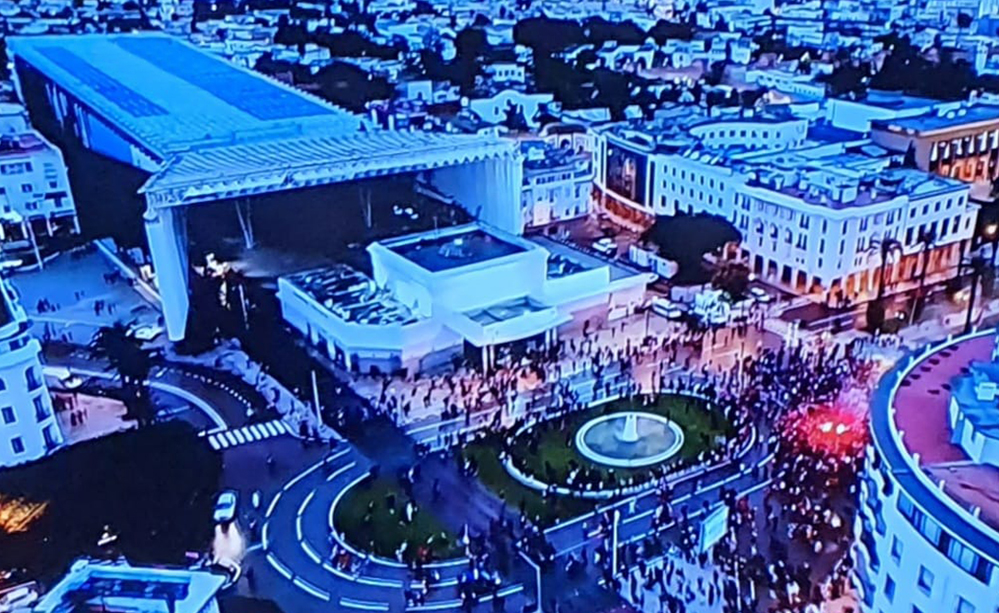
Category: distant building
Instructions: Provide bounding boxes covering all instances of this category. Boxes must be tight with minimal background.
[33,558,225,613]
[0,275,61,468]
[592,106,977,299]
[0,103,77,247]
[854,330,999,613]
[277,223,651,375]
[871,104,999,184]
[520,140,593,230]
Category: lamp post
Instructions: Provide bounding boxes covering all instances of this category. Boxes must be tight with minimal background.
[611,508,621,577]
[985,223,999,267]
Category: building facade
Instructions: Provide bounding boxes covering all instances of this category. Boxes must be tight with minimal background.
[0,103,77,246]
[0,276,61,468]
[855,329,999,613]
[591,107,977,298]
[520,140,593,230]
[871,105,999,184]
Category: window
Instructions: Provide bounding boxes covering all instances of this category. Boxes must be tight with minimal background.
[956,598,975,613]
[0,407,12,425]
[20,183,32,194]
[916,566,934,595]
[25,368,40,391]
[884,576,895,602]
[10,436,24,454]
[33,396,49,422]
[890,536,903,563]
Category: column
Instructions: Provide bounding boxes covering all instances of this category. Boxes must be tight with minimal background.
[144,206,190,342]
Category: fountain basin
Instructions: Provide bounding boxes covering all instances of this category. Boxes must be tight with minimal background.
[575,412,685,468]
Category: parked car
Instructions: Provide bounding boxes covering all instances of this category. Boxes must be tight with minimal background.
[213,490,238,524]
[749,287,772,303]
[128,323,164,342]
[0,584,39,612]
[593,237,617,256]
[650,297,684,320]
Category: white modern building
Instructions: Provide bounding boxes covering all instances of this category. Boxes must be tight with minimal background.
[277,223,652,375]
[33,558,225,613]
[592,106,978,299]
[0,275,61,468]
[855,330,999,613]
[0,103,77,246]
[9,33,525,342]
[520,140,593,230]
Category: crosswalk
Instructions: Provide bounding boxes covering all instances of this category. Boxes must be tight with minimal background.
[205,420,291,450]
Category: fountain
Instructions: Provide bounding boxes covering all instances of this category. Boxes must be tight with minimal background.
[619,413,640,443]
[575,412,685,468]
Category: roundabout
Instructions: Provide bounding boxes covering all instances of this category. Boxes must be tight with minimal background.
[575,412,685,468]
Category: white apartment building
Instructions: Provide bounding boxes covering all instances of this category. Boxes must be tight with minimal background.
[855,330,999,613]
[520,140,593,230]
[0,103,78,246]
[0,276,61,468]
[592,106,977,299]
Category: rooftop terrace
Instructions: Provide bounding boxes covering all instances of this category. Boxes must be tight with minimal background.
[873,333,999,559]
[384,226,528,272]
[284,266,419,326]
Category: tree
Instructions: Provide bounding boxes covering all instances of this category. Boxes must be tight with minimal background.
[0,421,221,579]
[89,322,157,425]
[643,213,742,284]
[712,261,751,299]
[865,234,902,332]
[909,228,936,323]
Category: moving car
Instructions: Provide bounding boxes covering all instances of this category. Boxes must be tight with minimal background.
[214,490,238,524]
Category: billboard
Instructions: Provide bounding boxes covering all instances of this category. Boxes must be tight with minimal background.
[698,504,729,553]
[605,142,648,206]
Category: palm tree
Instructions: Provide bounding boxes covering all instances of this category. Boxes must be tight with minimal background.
[866,234,902,332]
[909,228,937,324]
[961,255,988,335]
[90,322,157,426]
[871,234,903,301]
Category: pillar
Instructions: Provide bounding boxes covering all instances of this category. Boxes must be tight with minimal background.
[144,206,190,342]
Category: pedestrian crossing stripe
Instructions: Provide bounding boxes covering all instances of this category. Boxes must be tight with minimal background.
[206,420,291,450]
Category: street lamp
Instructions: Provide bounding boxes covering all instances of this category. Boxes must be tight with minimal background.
[985,223,999,267]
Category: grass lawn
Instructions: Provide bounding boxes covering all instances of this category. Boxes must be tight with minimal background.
[463,394,733,526]
[512,394,733,484]
[333,477,460,561]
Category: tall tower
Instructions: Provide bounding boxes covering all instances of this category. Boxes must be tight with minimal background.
[0,276,61,468]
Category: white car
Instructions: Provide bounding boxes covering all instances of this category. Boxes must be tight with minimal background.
[593,237,617,256]
[129,324,164,342]
[650,297,684,320]
[213,490,238,524]
[749,287,772,303]
[0,584,38,612]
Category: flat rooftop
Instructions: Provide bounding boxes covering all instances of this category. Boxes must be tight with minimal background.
[283,266,419,326]
[34,559,225,613]
[9,33,361,158]
[384,226,527,272]
[874,334,999,556]
[874,104,999,134]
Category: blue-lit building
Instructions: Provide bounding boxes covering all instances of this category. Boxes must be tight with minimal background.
[33,558,225,613]
[7,33,524,342]
[277,223,652,375]
[856,330,999,613]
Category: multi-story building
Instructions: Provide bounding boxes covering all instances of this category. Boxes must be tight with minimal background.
[0,275,61,468]
[0,102,77,247]
[592,106,977,299]
[855,329,999,613]
[871,105,999,184]
[520,140,593,230]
